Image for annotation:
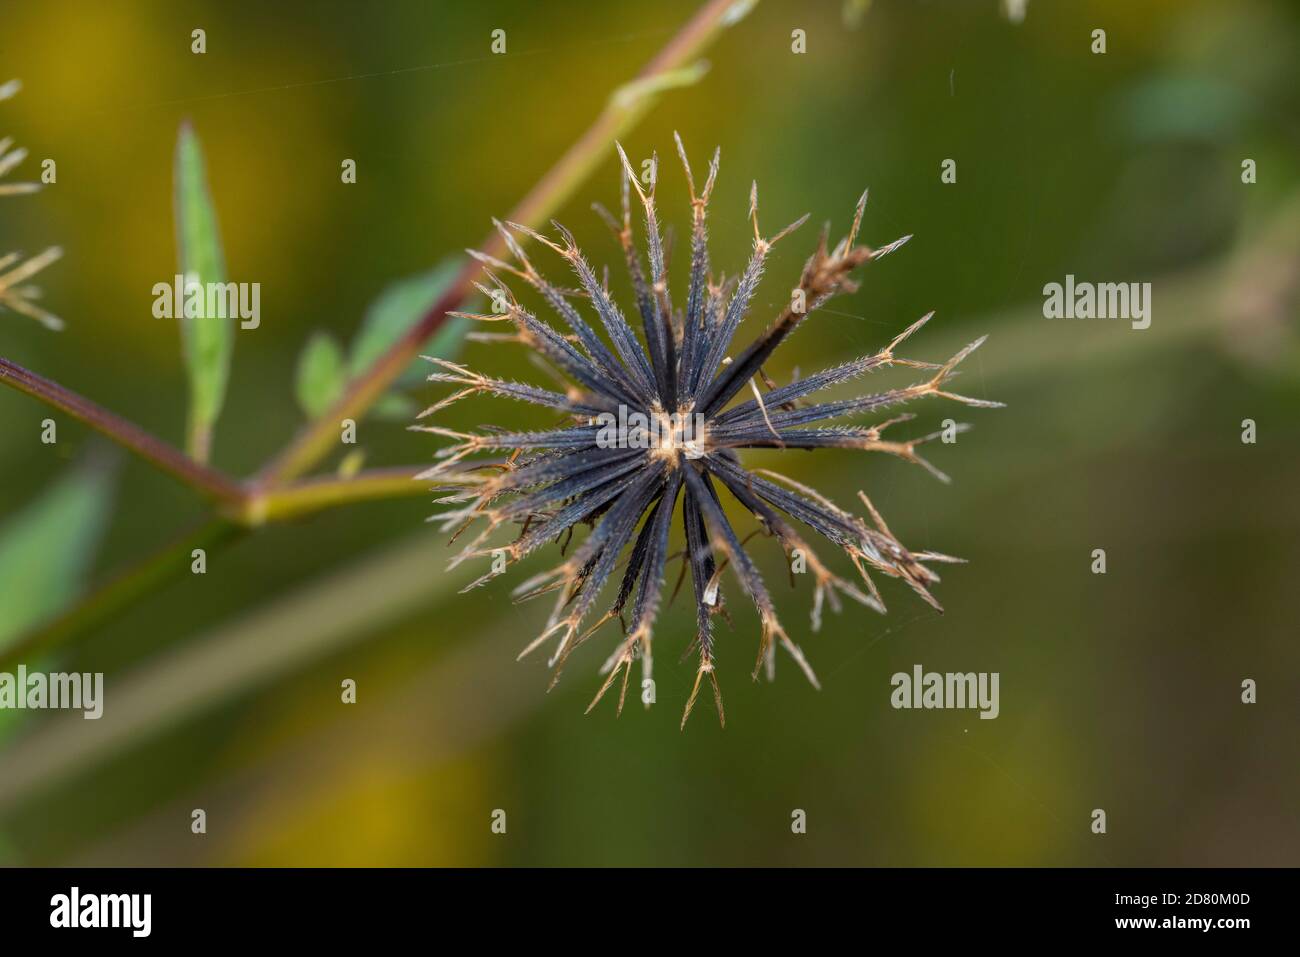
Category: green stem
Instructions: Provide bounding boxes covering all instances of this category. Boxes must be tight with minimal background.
[257,0,755,485]
[0,357,243,505]
[243,466,433,524]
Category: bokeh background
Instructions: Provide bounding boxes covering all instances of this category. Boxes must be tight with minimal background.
[1,0,1297,866]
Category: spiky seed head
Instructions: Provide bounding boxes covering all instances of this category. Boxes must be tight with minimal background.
[421,137,1002,728]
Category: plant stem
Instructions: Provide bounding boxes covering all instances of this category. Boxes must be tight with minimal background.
[0,357,243,504]
[257,0,755,484]
[242,467,433,524]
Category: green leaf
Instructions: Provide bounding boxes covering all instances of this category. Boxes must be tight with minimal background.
[294,332,347,419]
[290,258,472,427]
[174,121,232,463]
[0,463,115,651]
[0,462,114,752]
[348,257,466,387]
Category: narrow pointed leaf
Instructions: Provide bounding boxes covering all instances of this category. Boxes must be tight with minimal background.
[173,122,232,463]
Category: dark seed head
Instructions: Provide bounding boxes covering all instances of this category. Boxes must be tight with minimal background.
[419,137,1002,727]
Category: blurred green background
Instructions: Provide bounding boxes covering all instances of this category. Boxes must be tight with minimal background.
[1,0,1297,866]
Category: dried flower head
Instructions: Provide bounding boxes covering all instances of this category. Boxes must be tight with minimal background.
[419,136,1001,727]
[1,78,62,331]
